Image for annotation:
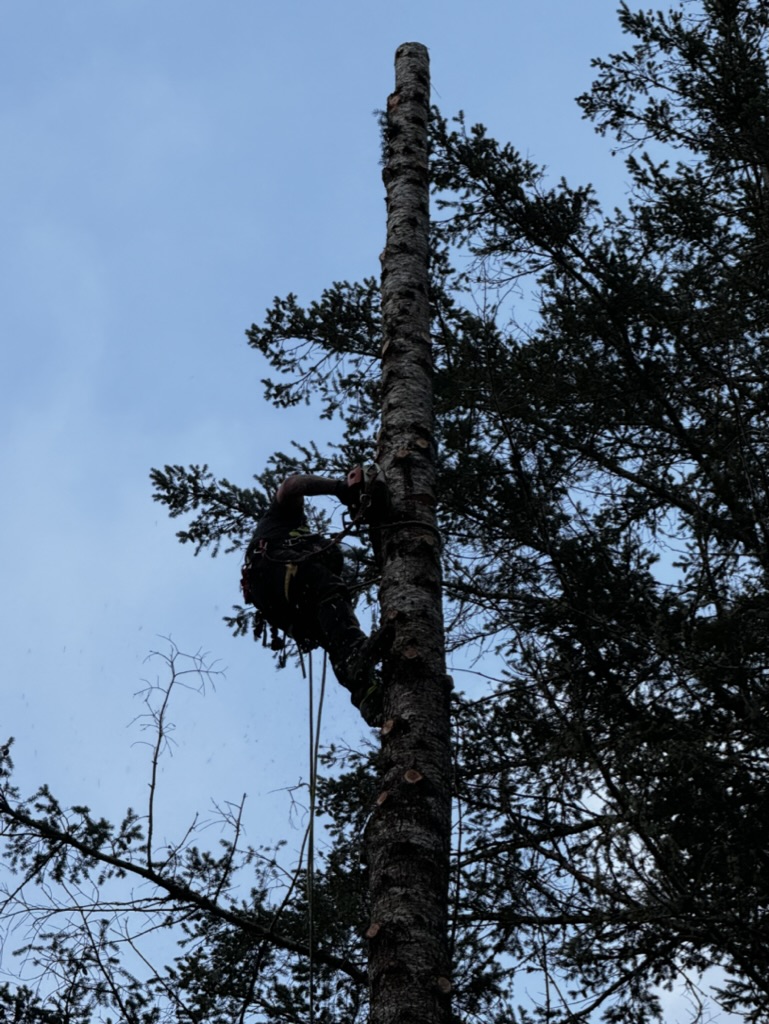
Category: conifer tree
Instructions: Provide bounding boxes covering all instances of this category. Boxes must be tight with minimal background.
[2,3,769,1021]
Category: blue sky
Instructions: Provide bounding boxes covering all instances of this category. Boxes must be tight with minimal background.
[1,0,641,997]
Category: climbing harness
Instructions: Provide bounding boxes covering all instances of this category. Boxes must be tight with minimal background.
[242,462,390,585]
[240,463,391,648]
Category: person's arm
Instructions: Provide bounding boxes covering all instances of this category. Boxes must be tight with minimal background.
[275,473,347,509]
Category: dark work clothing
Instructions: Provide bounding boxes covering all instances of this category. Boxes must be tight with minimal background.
[243,500,367,694]
[251,499,313,545]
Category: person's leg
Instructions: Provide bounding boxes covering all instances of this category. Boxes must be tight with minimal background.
[248,553,384,724]
[296,562,365,685]
[295,562,383,723]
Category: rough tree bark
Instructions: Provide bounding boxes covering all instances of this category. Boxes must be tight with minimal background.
[365,43,453,1024]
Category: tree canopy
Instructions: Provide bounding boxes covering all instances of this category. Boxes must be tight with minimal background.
[2,2,769,1021]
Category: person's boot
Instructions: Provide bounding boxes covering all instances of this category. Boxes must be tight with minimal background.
[350,671,384,727]
[342,620,393,685]
[342,623,395,726]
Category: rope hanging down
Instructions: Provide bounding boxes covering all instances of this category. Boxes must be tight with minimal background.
[306,648,327,1024]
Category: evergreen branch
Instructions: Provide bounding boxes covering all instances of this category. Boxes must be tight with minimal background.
[0,793,367,986]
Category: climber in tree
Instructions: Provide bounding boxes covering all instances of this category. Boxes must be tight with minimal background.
[241,471,383,725]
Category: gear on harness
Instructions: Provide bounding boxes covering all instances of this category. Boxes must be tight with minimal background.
[241,470,391,725]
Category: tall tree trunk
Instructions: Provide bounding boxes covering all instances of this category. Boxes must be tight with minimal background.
[366,42,453,1024]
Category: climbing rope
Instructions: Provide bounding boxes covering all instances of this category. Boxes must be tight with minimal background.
[306,648,327,1024]
[241,648,328,1018]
